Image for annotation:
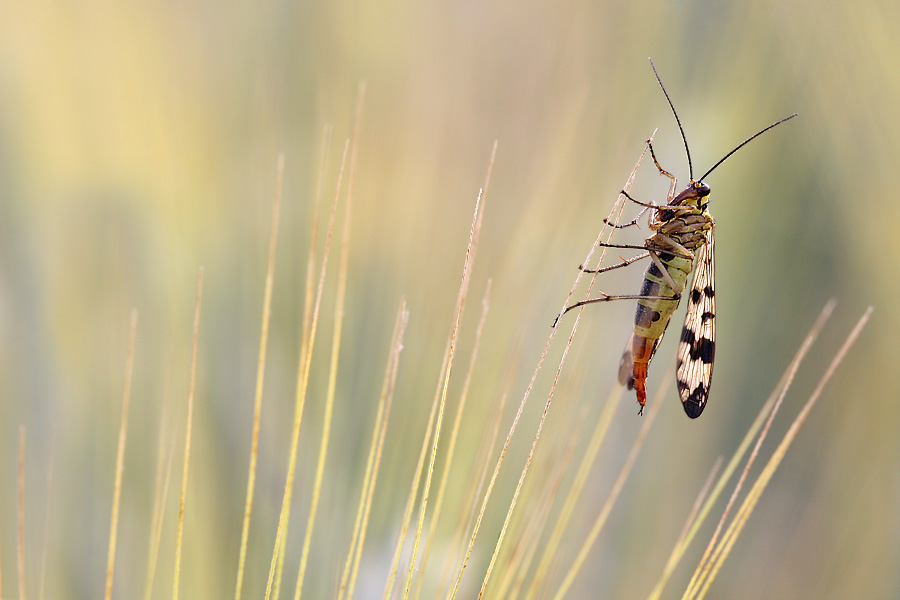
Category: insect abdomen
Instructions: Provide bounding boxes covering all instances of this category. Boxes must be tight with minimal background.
[634,252,692,339]
[624,251,693,409]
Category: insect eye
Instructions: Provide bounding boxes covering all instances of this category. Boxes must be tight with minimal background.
[695,182,711,197]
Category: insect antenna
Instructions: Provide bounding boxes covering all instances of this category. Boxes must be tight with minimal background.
[649,57,693,180]
[698,113,798,181]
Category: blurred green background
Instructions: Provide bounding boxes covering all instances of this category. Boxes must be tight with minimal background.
[0,0,897,598]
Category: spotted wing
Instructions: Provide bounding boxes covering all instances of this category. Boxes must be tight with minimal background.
[676,225,715,418]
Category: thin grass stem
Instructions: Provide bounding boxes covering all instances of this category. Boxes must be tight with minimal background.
[692,307,872,600]
[550,378,667,600]
[173,268,204,600]
[234,153,284,600]
[267,139,348,600]
[105,309,138,600]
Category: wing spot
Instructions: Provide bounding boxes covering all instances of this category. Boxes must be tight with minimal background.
[683,383,709,418]
[688,337,715,364]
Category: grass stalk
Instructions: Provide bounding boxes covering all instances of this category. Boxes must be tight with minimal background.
[336,305,408,600]
[37,429,55,600]
[382,342,448,600]
[434,385,509,598]
[681,300,838,599]
[105,308,138,600]
[647,298,837,600]
[475,135,655,599]
[173,267,204,600]
[346,304,409,600]
[402,140,495,599]
[497,428,579,599]
[295,81,365,600]
[266,139,348,600]
[17,427,26,600]
[550,378,667,600]
[410,280,492,600]
[690,307,872,600]
[234,153,285,600]
[525,385,622,598]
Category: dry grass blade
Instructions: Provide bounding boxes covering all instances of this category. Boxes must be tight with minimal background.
[449,139,653,600]
[38,429,56,600]
[173,267,204,600]
[682,299,837,600]
[297,84,365,600]
[301,125,333,374]
[17,426,26,600]
[266,138,349,600]
[335,306,407,599]
[403,141,495,599]
[550,378,667,600]
[474,135,655,600]
[144,426,178,600]
[526,385,623,598]
[690,306,872,600]
[553,130,657,332]
[105,308,138,600]
[672,457,723,561]
[234,153,285,600]
[410,280,492,600]
[646,299,837,600]
[346,303,409,600]
[434,384,509,599]
[336,304,410,600]
[382,342,448,600]
[496,427,580,599]
[401,190,482,598]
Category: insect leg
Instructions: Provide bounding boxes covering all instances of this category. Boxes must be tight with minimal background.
[553,290,679,327]
[645,234,695,261]
[604,190,656,228]
[580,251,649,274]
[647,250,686,296]
[607,190,700,230]
[647,140,678,203]
[597,238,694,260]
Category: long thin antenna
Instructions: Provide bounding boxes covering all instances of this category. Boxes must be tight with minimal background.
[649,58,693,180]
[698,113,798,181]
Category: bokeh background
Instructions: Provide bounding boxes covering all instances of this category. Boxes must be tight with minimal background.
[0,0,897,598]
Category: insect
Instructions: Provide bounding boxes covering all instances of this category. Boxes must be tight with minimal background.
[556,59,796,418]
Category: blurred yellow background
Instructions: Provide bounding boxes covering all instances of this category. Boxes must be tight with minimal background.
[0,0,896,598]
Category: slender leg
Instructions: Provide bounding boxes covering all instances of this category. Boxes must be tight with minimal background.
[555,243,691,327]
[645,233,695,261]
[598,240,693,261]
[604,190,654,229]
[647,250,684,297]
[552,291,679,327]
[604,212,645,229]
[647,140,678,203]
[621,189,658,209]
[580,251,650,274]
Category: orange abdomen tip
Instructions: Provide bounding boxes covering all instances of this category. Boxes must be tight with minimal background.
[632,362,648,414]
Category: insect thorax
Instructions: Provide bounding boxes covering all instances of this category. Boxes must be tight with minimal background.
[653,205,713,253]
